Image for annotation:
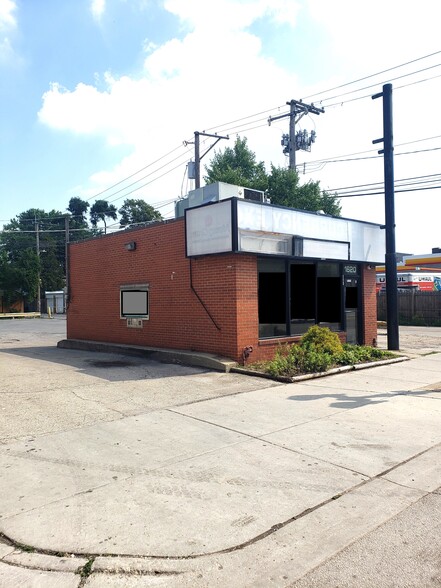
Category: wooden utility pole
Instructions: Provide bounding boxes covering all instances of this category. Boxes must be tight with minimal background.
[192,131,229,188]
[268,100,324,169]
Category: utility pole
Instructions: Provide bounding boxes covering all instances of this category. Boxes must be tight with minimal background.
[35,220,41,314]
[268,100,324,169]
[288,100,296,169]
[189,131,229,188]
[372,83,399,350]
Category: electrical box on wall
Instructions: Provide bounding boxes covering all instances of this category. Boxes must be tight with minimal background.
[127,318,143,328]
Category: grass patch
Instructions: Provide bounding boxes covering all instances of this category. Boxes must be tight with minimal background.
[257,326,397,379]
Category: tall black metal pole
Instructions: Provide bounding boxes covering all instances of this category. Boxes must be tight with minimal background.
[373,83,399,350]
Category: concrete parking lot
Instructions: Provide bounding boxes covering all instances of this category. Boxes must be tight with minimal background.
[0,317,441,587]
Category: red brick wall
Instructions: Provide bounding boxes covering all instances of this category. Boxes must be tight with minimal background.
[362,264,378,346]
[67,220,257,362]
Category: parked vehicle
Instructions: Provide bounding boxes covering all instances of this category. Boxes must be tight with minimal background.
[376,272,441,293]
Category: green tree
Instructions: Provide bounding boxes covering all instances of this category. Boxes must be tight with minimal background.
[267,165,341,216]
[67,197,90,227]
[90,200,118,234]
[67,197,93,241]
[0,248,41,306]
[1,209,66,302]
[204,136,341,216]
[204,136,268,191]
[118,199,162,228]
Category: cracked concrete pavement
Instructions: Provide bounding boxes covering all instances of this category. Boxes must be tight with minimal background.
[0,317,441,587]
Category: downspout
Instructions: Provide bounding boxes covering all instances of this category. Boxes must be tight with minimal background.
[189,258,221,331]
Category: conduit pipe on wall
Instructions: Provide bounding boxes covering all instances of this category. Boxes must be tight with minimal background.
[189,259,221,331]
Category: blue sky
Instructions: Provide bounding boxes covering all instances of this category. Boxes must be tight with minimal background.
[1,0,441,253]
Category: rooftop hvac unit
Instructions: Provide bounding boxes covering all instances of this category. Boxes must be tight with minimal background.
[243,187,264,202]
[175,182,266,218]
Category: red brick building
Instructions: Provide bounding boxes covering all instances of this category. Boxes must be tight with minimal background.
[67,186,384,364]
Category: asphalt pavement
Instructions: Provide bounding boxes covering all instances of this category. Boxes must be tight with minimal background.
[0,317,440,587]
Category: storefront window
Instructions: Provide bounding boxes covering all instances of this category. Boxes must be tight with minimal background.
[258,259,287,338]
[290,263,316,335]
[317,263,341,331]
[258,259,344,339]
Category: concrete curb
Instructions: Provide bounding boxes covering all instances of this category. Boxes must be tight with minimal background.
[57,339,237,373]
[58,339,408,381]
[231,356,409,382]
[1,439,439,581]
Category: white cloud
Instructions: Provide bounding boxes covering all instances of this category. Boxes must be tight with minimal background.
[0,35,13,64]
[142,39,158,54]
[308,0,441,74]
[90,0,106,21]
[163,0,300,31]
[0,0,18,66]
[37,0,441,252]
[0,0,16,30]
[39,0,299,199]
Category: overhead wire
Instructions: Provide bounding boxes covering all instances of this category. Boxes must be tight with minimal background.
[297,134,441,174]
[5,53,441,226]
[302,50,441,100]
[319,70,441,110]
[336,184,441,198]
[67,54,441,208]
[203,104,286,134]
[86,143,185,202]
[316,63,441,107]
[328,172,441,193]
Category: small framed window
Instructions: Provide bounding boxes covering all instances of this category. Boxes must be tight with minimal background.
[120,284,149,319]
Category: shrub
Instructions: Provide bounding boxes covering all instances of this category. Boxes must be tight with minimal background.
[267,344,305,377]
[300,325,343,357]
[302,350,333,373]
[336,344,395,365]
[262,325,397,378]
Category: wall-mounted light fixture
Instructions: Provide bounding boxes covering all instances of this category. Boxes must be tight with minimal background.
[125,241,136,251]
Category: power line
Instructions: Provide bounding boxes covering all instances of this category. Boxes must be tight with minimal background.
[329,172,441,192]
[337,177,441,195]
[5,53,440,223]
[317,63,441,106]
[302,50,441,101]
[320,71,441,110]
[0,228,95,234]
[85,105,288,205]
[106,158,191,204]
[70,55,441,206]
[0,213,86,223]
[299,144,441,174]
[297,134,441,169]
[86,144,184,202]
[88,150,191,204]
[337,184,441,198]
[204,104,286,134]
